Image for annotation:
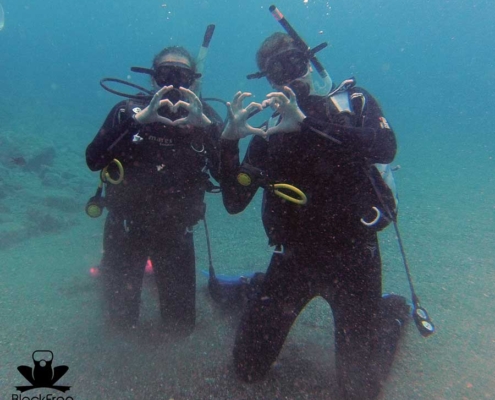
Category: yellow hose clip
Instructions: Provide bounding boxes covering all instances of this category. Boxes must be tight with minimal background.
[101,159,124,185]
[271,183,307,205]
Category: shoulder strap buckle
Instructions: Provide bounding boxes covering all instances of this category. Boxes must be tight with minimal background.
[328,77,356,97]
[327,77,357,114]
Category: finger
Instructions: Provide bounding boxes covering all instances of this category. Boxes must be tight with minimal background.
[174,100,192,112]
[237,92,253,105]
[262,98,281,112]
[249,126,270,138]
[203,115,212,125]
[159,99,174,109]
[232,91,243,105]
[282,86,297,101]
[265,91,285,98]
[172,117,188,126]
[261,98,277,109]
[179,87,200,103]
[266,92,289,104]
[245,102,263,116]
[157,85,173,96]
[233,92,252,109]
[149,93,161,108]
[151,86,173,107]
[264,126,281,137]
[226,102,235,120]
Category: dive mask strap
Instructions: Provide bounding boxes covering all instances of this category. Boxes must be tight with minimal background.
[131,65,201,83]
[247,71,267,80]
[131,66,155,76]
[245,44,326,81]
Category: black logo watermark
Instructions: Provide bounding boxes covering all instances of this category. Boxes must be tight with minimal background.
[13,350,73,400]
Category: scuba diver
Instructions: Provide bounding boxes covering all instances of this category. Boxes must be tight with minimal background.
[218,25,412,400]
[86,45,222,335]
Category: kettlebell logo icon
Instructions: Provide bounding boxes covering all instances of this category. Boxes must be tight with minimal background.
[16,350,71,393]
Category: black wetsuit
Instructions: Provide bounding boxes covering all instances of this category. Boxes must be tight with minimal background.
[220,87,407,399]
[86,98,221,334]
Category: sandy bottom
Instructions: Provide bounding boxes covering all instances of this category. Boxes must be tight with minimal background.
[1,134,495,399]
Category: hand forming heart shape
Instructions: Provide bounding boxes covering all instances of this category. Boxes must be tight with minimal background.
[134,85,211,128]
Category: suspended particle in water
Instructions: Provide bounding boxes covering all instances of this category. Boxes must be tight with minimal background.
[0,3,5,31]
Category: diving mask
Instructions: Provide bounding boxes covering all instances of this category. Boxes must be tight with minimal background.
[264,49,310,86]
[153,61,201,88]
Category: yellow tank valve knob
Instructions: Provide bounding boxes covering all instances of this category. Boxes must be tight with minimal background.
[237,172,252,186]
[86,203,103,218]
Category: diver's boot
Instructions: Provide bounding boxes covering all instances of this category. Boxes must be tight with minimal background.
[376,294,411,383]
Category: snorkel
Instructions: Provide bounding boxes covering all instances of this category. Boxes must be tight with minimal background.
[247,5,332,96]
[192,24,216,96]
[269,5,332,95]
